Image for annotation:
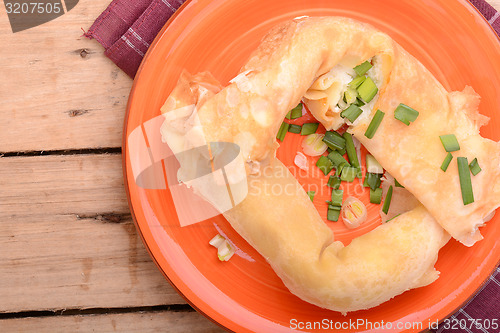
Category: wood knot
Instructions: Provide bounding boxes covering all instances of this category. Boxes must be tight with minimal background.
[80,49,89,58]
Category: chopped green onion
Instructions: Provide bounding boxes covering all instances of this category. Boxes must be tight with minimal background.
[336,147,346,156]
[363,172,382,191]
[340,166,357,182]
[457,157,474,205]
[439,134,460,152]
[323,131,346,151]
[307,191,316,202]
[382,185,393,214]
[341,104,363,123]
[316,156,334,175]
[364,109,385,139]
[217,240,235,261]
[394,103,419,126]
[276,121,289,141]
[353,98,365,107]
[328,204,342,211]
[343,132,360,169]
[349,76,366,89]
[290,104,303,119]
[354,61,373,76]
[365,154,383,174]
[386,213,401,223]
[288,124,302,134]
[440,152,453,172]
[327,150,350,167]
[301,123,319,135]
[394,178,404,188]
[327,176,341,189]
[469,158,482,176]
[370,188,383,204]
[357,77,378,103]
[285,110,292,120]
[336,162,347,177]
[327,207,341,222]
[209,234,226,248]
[344,87,358,104]
[331,189,344,207]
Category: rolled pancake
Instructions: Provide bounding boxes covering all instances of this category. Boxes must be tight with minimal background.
[159,16,498,312]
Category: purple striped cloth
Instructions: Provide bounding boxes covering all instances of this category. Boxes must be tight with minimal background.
[84,0,499,330]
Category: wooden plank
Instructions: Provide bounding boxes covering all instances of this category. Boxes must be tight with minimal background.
[0,154,185,312]
[0,311,225,333]
[0,1,132,152]
[0,154,129,216]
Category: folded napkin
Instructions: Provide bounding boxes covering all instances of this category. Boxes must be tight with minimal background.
[85,0,499,330]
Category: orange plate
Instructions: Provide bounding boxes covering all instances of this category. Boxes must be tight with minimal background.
[123,0,500,332]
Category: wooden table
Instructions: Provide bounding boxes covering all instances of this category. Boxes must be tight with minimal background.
[0,1,498,331]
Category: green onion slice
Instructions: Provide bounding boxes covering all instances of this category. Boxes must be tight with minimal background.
[285,110,292,120]
[440,152,453,172]
[336,162,347,177]
[288,124,301,134]
[327,176,341,189]
[349,76,366,89]
[290,104,303,119]
[364,109,385,139]
[276,121,289,141]
[370,188,383,204]
[354,61,373,76]
[343,132,360,168]
[327,208,341,222]
[340,166,357,182]
[331,189,344,207]
[323,131,346,151]
[469,158,482,176]
[341,104,363,123]
[394,178,404,188]
[382,185,393,214]
[353,98,366,107]
[300,123,319,135]
[357,77,378,103]
[327,150,350,167]
[316,156,334,175]
[307,191,315,202]
[457,157,474,205]
[394,103,419,126]
[363,173,382,191]
[439,134,460,152]
[344,88,358,104]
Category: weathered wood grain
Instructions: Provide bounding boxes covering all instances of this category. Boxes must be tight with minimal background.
[0,0,132,153]
[0,311,225,333]
[0,154,185,312]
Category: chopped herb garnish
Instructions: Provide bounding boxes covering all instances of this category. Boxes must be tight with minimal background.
[276,121,289,141]
[469,158,482,176]
[394,103,419,126]
[364,109,385,139]
[440,152,453,172]
[370,188,383,204]
[349,76,366,89]
[439,134,460,152]
[394,178,404,188]
[307,191,315,202]
[327,176,341,189]
[386,213,401,223]
[327,208,341,222]
[357,77,378,103]
[457,157,474,205]
[300,123,319,135]
[364,172,382,191]
[365,154,383,174]
[327,150,350,167]
[382,185,393,214]
[336,162,347,177]
[344,88,358,104]
[288,124,302,134]
[354,61,373,76]
[340,166,357,182]
[323,131,346,151]
[341,104,363,123]
[316,156,334,175]
[331,189,344,207]
[353,98,366,107]
[285,110,292,120]
[343,132,360,169]
[290,104,303,119]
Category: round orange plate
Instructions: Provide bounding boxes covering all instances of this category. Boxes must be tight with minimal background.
[123,0,500,332]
